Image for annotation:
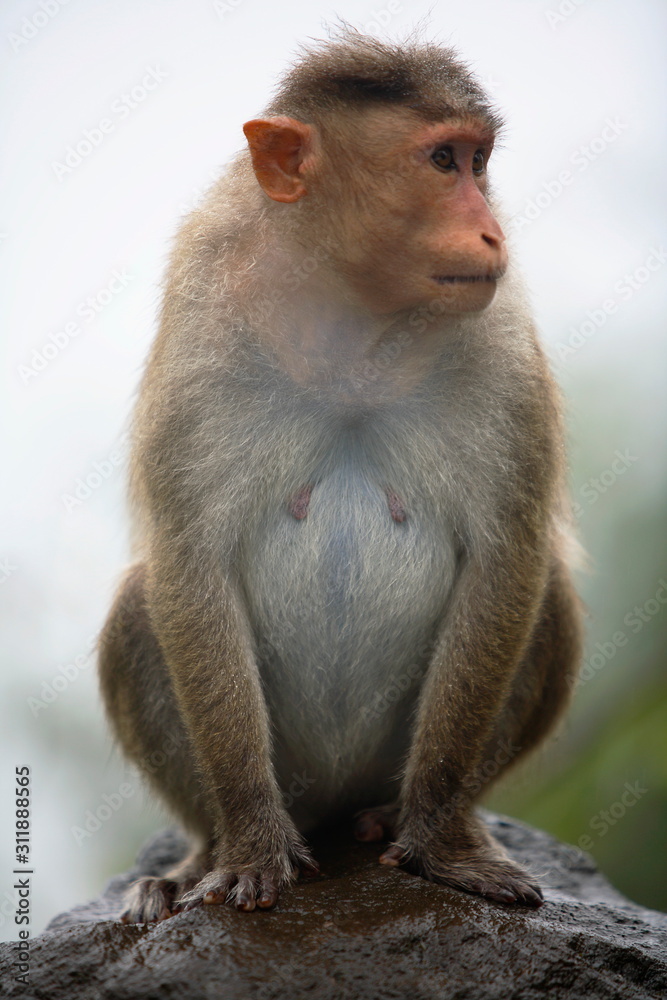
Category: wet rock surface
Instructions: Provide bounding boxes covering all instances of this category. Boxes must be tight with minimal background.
[1,811,666,999]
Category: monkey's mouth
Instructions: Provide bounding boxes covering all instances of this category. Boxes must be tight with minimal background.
[431,270,505,284]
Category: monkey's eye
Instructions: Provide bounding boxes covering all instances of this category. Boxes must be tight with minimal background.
[431,146,456,171]
[472,150,486,175]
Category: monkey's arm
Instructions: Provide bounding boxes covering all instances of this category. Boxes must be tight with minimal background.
[385,538,553,906]
[144,549,316,911]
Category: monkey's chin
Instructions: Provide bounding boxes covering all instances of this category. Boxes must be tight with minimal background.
[430,275,499,314]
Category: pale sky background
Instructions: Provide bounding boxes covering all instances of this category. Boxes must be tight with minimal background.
[1,0,666,939]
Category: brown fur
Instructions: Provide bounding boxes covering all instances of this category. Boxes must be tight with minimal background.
[98,28,582,919]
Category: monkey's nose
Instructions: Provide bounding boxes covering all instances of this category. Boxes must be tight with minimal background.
[481,228,508,272]
[482,230,504,249]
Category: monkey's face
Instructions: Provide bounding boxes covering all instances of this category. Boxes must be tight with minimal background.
[332,110,508,317]
[244,108,507,319]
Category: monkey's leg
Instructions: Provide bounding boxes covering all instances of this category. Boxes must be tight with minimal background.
[478,556,583,784]
[99,563,214,921]
[99,563,212,831]
[380,554,580,908]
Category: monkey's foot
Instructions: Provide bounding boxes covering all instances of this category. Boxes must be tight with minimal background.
[120,874,200,923]
[178,847,319,913]
[354,802,400,842]
[379,822,544,908]
[120,850,206,923]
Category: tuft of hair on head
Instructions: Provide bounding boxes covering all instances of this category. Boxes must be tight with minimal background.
[264,23,504,135]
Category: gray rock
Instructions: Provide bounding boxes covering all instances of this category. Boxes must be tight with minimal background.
[1,812,666,999]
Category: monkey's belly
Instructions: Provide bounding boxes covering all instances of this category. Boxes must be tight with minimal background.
[242,468,456,831]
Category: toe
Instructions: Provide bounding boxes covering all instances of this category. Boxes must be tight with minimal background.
[379,844,405,866]
[517,884,544,908]
[257,875,279,909]
[481,885,517,904]
[235,874,258,911]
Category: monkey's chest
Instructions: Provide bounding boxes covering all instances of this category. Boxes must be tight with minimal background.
[241,461,455,806]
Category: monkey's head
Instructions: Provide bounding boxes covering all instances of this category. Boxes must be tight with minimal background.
[243,30,508,318]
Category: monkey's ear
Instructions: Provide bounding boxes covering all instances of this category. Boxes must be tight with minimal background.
[243,116,315,203]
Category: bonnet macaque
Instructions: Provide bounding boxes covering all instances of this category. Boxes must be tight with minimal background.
[99,29,582,921]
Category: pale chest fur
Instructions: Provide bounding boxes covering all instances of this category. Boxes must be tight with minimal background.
[235,384,468,828]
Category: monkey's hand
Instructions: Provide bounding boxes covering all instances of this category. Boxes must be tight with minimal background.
[379,810,543,908]
[177,828,318,913]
